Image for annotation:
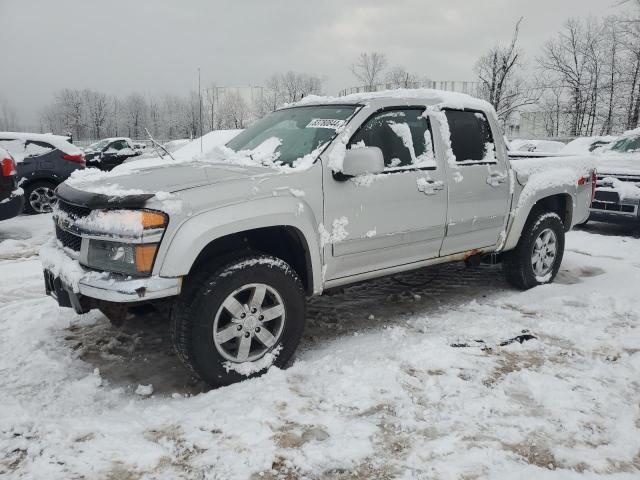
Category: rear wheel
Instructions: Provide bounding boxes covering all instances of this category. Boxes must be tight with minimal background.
[503,210,565,290]
[23,181,58,214]
[171,255,306,388]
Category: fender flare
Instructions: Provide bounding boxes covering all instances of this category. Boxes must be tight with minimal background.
[157,196,323,294]
[501,186,575,252]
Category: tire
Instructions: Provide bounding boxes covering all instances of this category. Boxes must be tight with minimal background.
[503,210,565,290]
[23,180,58,214]
[171,255,306,388]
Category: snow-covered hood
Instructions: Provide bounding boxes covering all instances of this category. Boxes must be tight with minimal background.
[594,153,640,177]
[58,161,279,210]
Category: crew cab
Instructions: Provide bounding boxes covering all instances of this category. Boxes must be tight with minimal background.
[84,137,141,171]
[40,90,596,388]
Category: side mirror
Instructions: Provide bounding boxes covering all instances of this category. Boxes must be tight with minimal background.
[341,146,385,178]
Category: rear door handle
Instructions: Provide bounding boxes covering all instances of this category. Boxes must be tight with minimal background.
[486,173,507,187]
[418,179,444,195]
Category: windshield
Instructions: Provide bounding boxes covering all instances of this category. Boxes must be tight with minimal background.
[89,140,110,151]
[226,105,357,166]
[611,136,640,153]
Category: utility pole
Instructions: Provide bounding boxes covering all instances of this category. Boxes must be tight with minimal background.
[198,68,203,154]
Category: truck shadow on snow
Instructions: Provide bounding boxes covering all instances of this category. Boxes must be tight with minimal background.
[65,262,514,395]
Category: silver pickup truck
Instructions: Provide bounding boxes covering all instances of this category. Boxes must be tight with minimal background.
[41,90,595,387]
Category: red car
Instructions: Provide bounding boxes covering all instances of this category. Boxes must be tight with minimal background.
[0,146,25,220]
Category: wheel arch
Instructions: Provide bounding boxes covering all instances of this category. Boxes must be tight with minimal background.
[157,199,323,296]
[502,192,574,252]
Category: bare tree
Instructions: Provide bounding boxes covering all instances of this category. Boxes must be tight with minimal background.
[386,66,419,88]
[83,89,108,138]
[262,71,324,110]
[350,52,388,91]
[124,93,147,138]
[55,89,86,139]
[539,19,603,136]
[0,96,19,131]
[475,18,538,123]
[219,91,249,129]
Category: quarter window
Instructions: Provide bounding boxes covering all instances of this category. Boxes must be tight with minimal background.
[349,109,435,170]
[444,110,495,163]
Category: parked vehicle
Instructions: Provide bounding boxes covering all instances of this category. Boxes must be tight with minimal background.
[509,139,566,154]
[41,90,595,388]
[0,147,25,220]
[560,136,616,155]
[83,137,141,171]
[0,132,85,214]
[589,131,640,224]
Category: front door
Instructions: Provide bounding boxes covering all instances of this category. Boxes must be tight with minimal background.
[322,107,448,281]
[439,109,511,256]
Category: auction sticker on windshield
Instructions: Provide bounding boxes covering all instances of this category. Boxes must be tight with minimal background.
[306,118,346,129]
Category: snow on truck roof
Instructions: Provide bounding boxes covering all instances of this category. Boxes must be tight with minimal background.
[290,88,494,113]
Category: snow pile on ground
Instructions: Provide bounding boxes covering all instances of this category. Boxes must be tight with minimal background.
[1,214,639,478]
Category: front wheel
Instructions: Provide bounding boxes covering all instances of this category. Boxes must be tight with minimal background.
[171,255,306,388]
[503,211,565,290]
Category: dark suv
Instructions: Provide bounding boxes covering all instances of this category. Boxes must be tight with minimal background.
[0,147,25,220]
[83,137,141,171]
[0,132,85,214]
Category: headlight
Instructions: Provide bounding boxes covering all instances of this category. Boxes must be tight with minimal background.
[86,240,159,275]
[80,209,168,276]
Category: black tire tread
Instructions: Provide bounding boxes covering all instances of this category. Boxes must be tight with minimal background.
[503,209,564,290]
[170,253,305,386]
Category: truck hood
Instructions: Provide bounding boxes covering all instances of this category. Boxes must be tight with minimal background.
[594,154,640,176]
[59,161,277,209]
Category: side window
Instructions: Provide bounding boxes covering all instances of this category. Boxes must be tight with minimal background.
[349,109,435,170]
[112,140,127,150]
[444,110,495,163]
[25,141,54,158]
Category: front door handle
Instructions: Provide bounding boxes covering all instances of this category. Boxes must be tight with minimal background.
[418,179,445,195]
[486,173,507,187]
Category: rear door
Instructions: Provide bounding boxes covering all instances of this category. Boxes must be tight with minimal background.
[439,109,511,256]
[322,107,448,281]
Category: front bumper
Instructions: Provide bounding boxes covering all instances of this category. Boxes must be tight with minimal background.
[0,190,25,221]
[42,243,182,313]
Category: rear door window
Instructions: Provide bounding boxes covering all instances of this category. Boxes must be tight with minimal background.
[349,108,435,170]
[444,110,495,164]
[25,141,54,158]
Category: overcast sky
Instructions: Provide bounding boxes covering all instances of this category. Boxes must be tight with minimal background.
[0,0,629,125]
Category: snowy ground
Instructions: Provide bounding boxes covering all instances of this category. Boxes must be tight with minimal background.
[1,215,639,479]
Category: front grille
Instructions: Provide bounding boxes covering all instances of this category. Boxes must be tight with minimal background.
[591,201,636,214]
[594,190,620,203]
[57,199,92,219]
[597,174,640,183]
[55,224,82,252]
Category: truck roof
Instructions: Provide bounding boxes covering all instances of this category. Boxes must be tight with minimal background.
[290,88,494,114]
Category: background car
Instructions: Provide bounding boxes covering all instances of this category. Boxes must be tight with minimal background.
[560,135,617,155]
[0,146,24,220]
[509,139,566,154]
[590,130,640,225]
[0,132,85,214]
[83,137,141,171]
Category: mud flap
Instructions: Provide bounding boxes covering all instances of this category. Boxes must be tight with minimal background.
[44,270,91,314]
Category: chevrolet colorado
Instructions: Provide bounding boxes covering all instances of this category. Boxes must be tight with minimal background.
[40,90,596,387]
